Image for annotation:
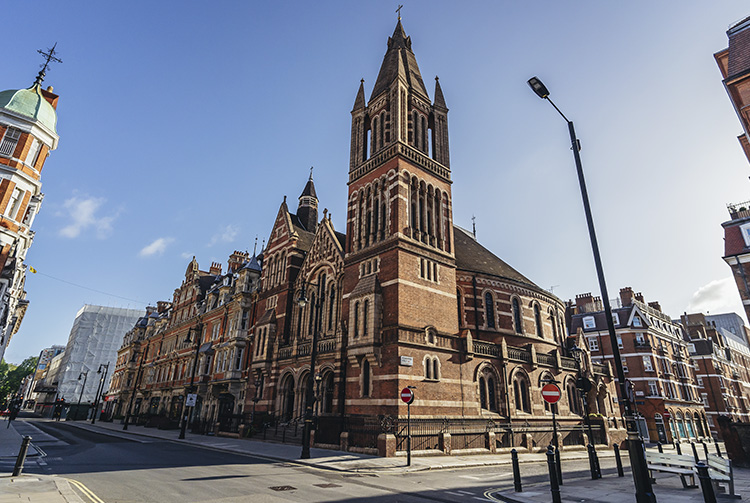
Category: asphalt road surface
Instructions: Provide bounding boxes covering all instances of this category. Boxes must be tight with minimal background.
[3,418,622,503]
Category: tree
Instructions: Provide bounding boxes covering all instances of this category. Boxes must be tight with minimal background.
[0,356,38,408]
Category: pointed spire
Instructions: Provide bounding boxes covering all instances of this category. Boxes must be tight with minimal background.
[301,167,317,198]
[371,20,428,100]
[353,79,366,111]
[297,167,319,232]
[434,76,447,110]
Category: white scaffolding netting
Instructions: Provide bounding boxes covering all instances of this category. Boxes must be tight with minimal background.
[56,305,142,404]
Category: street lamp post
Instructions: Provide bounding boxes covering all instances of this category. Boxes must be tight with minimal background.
[123,347,146,430]
[571,345,601,479]
[76,371,88,420]
[91,363,109,425]
[297,280,322,459]
[179,322,203,439]
[528,76,656,503]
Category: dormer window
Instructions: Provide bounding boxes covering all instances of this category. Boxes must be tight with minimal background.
[741,223,750,247]
[633,315,642,327]
[583,316,595,329]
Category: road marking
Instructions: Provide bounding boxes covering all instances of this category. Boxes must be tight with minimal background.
[460,473,512,481]
[483,488,504,502]
[457,490,475,495]
[67,478,105,503]
[446,491,465,497]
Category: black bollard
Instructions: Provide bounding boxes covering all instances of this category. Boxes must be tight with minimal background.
[676,442,682,455]
[587,444,601,479]
[691,442,700,463]
[696,462,717,503]
[546,445,562,503]
[12,436,31,476]
[613,443,624,477]
[715,442,722,458]
[511,448,522,492]
[702,441,709,458]
[657,442,663,453]
[555,446,563,486]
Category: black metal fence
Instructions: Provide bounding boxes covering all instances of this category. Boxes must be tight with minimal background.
[311,416,607,452]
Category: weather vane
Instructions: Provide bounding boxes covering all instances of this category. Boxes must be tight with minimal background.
[396,5,403,20]
[35,43,62,86]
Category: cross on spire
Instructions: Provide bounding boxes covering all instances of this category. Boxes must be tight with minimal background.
[396,4,403,20]
[472,215,476,238]
[309,166,314,180]
[35,43,62,86]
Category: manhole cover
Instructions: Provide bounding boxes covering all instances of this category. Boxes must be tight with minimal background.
[314,483,342,488]
[269,486,297,491]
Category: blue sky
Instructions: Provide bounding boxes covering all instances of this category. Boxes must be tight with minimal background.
[3,1,750,363]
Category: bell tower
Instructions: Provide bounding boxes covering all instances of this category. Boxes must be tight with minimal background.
[343,20,458,356]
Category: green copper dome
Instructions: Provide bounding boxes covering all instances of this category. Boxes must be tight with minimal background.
[0,85,57,133]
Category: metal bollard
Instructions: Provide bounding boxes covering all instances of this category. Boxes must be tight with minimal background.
[511,448,522,492]
[702,441,709,458]
[613,443,624,477]
[715,442,722,458]
[695,461,717,503]
[12,436,31,476]
[555,446,563,486]
[676,442,682,455]
[657,442,663,453]
[691,442,700,463]
[587,444,601,479]
[546,445,562,503]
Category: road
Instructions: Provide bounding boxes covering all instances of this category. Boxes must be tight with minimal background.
[3,418,624,503]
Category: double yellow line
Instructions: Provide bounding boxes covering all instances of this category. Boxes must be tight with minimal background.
[67,478,105,503]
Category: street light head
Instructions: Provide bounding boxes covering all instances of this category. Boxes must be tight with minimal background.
[527,76,549,99]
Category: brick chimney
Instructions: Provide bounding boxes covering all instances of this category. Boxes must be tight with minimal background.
[635,292,644,303]
[228,250,249,273]
[619,287,634,306]
[648,301,662,312]
[209,262,222,276]
[575,293,594,312]
[156,301,171,314]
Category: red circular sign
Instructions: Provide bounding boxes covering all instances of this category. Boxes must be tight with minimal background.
[663,412,671,419]
[541,383,561,404]
[401,387,414,404]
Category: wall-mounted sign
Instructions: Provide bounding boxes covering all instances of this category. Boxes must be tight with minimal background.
[400,356,413,367]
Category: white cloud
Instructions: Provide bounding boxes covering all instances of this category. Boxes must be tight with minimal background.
[686,277,745,317]
[58,196,116,239]
[139,237,174,257]
[180,252,194,260]
[208,224,239,246]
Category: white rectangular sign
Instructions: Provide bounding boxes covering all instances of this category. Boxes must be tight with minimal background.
[186,393,198,407]
[400,356,413,367]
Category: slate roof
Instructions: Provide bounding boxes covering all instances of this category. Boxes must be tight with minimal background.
[453,225,537,289]
[289,212,315,248]
[301,177,317,198]
[568,305,632,334]
[371,20,429,100]
[335,231,346,249]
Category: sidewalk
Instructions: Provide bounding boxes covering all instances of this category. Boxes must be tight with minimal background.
[1,416,747,503]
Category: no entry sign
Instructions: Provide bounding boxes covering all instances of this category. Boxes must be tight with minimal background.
[401,387,414,404]
[541,383,561,404]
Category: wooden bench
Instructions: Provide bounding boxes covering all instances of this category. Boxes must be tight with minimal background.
[645,451,697,488]
[707,453,740,499]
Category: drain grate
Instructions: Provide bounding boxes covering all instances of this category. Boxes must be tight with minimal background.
[269,486,297,492]
[314,483,342,488]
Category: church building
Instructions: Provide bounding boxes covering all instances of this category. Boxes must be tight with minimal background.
[245,20,622,455]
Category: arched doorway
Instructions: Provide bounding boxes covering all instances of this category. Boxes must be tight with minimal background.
[281,374,295,421]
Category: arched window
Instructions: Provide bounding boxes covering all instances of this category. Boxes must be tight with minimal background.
[479,376,487,409]
[484,292,496,329]
[513,298,523,333]
[550,309,558,343]
[478,367,499,412]
[425,358,432,380]
[363,299,369,336]
[535,304,543,338]
[457,289,463,327]
[322,372,334,413]
[567,380,581,415]
[433,358,440,381]
[353,301,360,337]
[328,286,336,331]
[514,373,531,413]
[362,360,371,397]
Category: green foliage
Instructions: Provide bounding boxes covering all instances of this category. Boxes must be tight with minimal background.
[0,356,38,408]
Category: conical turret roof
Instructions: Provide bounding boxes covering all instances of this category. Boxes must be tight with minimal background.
[371,20,428,100]
[434,76,447,110]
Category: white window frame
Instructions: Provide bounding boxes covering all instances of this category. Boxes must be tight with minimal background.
[742,222,750,247]
[0,127,21,157]
[588,337,599,352]
[583,316,595,329]
[612,313,620,325]
[648,381,658,396]
[642,356,653,372]
[617,334,623,349]
[633,315,642,327]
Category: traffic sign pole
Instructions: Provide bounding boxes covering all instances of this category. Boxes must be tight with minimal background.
[542,382,563,486]
[401,387,415,467]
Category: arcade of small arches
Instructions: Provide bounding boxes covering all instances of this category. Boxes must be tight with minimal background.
[275,367,336,422]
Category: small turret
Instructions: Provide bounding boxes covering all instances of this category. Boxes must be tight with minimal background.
[297,167,318,232]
